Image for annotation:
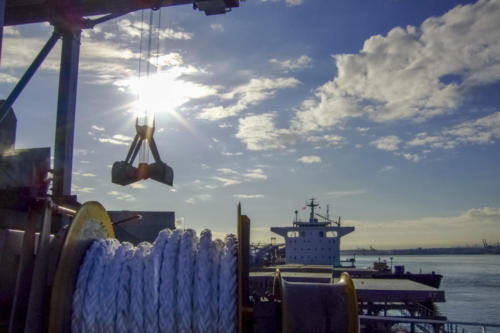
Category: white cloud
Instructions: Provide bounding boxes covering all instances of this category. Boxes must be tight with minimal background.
[159,28,193,40]
[81,173,96,177]
[72,184,94,193]
[401,152,420,163]
[380,165,394,172]
[107,191,136,201]
[198,77,300,120]
[117,19,193,40]
[356,127,370,132]
[243,168,268,180]
[98,133,133,146]
[210,24,224,32]
[297,155,321,163]
[217,168,238,174]
[260,0,304,7]
[212,176,242,187]
[236,113,296,150]
[285,0,303,6]
[371,135,401,151]
[0,73,18,83]
[306,134,345,146]
[233,194,265,199]
[406,111,500,151]
[4,26,21,36]
[212,167,268,186]
[292,0,500,131]
[91,125,105,131]
[156,53,184,68]
[269,55,312,71]
[221,151,244,156]
[98,138,129,146]
[325,189,366,198]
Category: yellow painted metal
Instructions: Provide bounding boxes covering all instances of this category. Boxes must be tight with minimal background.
[339,272,359,333]
[48,201,114,333]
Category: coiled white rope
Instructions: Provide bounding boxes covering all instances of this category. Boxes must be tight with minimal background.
[71,229,237,333]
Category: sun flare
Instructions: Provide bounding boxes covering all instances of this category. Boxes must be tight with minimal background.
[126,67,216,118]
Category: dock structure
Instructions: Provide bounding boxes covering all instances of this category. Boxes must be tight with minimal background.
[270,198,354,267]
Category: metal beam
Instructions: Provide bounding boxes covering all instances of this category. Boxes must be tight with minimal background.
[4,0,191,26]
[0,32,61,124]
[53,29,80,199]
[0,0,5,63]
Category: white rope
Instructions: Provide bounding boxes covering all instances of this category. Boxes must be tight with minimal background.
[159,229,180,332]
[116,243,135,333]
[219,235,238,333]
[194,229,213,333]
[71,229,238,333]
[177,229,197,333]
[130,242,151,332]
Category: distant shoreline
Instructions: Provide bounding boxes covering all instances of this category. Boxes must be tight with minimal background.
[341,246,500,256]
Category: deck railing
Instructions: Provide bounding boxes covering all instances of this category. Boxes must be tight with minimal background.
[359,315,500,333]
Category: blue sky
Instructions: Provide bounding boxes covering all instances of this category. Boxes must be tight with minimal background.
[1,0,500,248]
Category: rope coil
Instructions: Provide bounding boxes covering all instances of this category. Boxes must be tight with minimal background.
[71,229,238,333]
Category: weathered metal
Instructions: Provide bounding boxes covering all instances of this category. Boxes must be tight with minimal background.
[24,202,53,332]
[237,203,251,333]
[4,0,240,26]
[112,120,173,186]
[279,272,358,333]
[8,208,39,333]
[52,29,81,202]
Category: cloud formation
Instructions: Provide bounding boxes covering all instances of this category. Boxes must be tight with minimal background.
[233,194,265,199]
[292,0,500,131]
[198,77,300,121]
[260,0,304,7]
[269,55,312,71]
[297,155,321,163]
[107,190,136,201]
[371,135,401,151]
[407,111,500,151]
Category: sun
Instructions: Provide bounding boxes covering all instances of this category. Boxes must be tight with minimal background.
[127,67,216,118]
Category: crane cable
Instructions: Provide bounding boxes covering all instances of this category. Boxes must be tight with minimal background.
[138,9,163,165]
[71,228,238,333]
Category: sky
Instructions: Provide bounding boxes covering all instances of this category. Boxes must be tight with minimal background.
[1,0,500,249]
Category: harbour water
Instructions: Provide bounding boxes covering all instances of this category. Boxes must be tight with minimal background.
[350,255,500,328]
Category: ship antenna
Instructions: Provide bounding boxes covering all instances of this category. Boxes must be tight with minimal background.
[307,198,319,223]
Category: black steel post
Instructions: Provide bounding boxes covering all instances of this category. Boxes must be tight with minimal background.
[0,0,5,63]
[0,32,61,123]
[53,29,81,200]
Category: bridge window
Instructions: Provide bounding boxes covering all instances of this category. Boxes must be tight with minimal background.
[326,231,337,238]
[319,231,324,237]
[287,231,299,238]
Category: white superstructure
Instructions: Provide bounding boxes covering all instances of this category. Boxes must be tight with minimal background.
[270,199,354,267]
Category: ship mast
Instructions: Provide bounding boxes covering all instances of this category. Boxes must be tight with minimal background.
[307,198,319,223]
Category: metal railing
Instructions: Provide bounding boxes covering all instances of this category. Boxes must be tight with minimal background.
[359,315,500,333]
